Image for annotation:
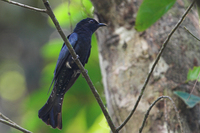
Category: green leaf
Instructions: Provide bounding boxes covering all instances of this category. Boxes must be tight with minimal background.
[135,0,176,31]
[187,66,200,82]
[174,91,200,108]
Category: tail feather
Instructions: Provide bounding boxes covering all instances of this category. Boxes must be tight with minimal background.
[38,94,63,129]
[39,69,80,129]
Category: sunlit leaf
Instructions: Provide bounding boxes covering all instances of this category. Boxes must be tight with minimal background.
[174,91,200,108]
[135,0,176,31]
[187,66,200,82]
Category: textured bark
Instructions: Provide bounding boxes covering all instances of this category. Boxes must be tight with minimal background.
[91,0,200,133]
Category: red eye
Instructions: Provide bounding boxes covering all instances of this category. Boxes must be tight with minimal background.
[89,20,94,24]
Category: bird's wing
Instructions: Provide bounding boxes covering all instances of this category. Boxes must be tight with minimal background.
[48,33,78,92]
[85,46,91,64]
[54,33,78,75]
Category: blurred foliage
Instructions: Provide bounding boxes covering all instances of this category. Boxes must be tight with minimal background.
[135,0,176,31]
[48,0,94,28]
[0,0,109,133]
[0,63,26,101]
[174,66,200,109]
[19,35,109,133]
[174,91,200,108]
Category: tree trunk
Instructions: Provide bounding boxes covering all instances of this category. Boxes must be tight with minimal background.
[91,0,200,132]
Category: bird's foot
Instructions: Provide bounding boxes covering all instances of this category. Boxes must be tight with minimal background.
[72,69,81,77]
[72,55,79,61]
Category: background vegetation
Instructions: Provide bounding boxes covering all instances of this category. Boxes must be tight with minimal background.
[0,0,109,132]
[0,0,200,132]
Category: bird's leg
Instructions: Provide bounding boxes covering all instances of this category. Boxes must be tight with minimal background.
[72,69,81,77]
[66,55,79,69]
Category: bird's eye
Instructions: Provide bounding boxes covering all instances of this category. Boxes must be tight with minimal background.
[88,20,94,24]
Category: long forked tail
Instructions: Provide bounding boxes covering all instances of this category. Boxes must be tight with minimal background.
[38,93,64,129]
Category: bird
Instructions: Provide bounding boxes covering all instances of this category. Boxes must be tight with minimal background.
[38,18,106,130]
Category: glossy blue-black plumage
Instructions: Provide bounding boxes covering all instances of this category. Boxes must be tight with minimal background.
[38,18,106,129]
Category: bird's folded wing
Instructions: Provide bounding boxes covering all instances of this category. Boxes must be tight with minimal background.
[48,32,78,90]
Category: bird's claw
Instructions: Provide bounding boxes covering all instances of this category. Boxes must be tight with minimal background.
[72,55,79,61]
[72,70,81,77]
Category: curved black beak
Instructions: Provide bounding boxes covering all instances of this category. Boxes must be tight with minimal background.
[98,23,107,27]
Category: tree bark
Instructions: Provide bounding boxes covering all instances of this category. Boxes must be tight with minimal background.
[91,0,200,132]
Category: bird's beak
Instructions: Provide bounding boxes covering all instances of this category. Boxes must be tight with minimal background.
[98,23,107,27]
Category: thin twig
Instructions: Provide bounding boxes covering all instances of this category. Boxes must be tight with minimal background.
[187,71,200,100]
[183,26,200,100]
[0,112,10,121]
[139,96,183,133]
[41,0,117,132]
[0,113,32,133]
[0,0,47,13]
[67,0,73,32]
[116,0,196,131]
[184,26,200,41]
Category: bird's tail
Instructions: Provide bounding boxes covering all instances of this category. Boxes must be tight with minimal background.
[38,92,64,129]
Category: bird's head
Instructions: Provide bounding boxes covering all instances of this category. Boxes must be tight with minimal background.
[74,18,106,33]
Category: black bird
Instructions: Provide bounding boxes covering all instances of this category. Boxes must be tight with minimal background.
[38,18,106,129]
